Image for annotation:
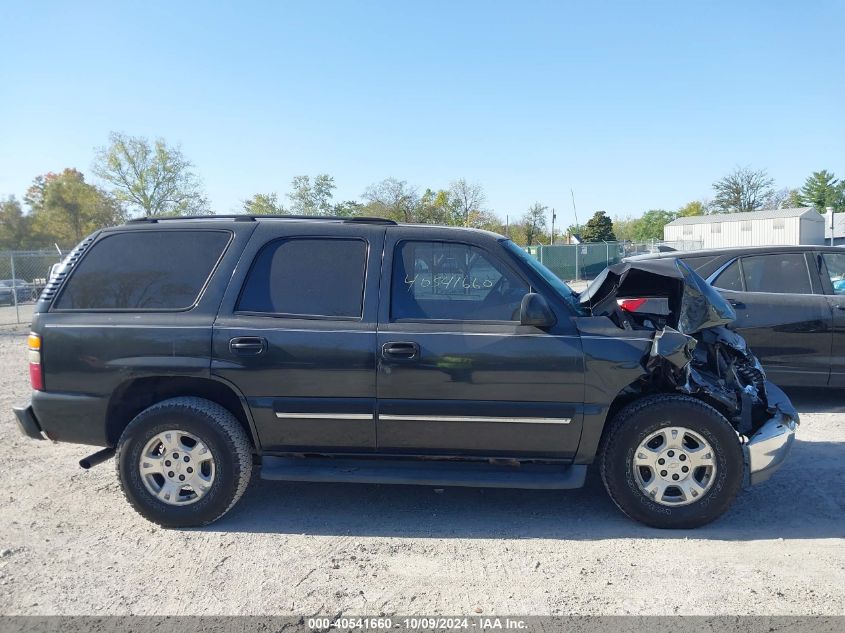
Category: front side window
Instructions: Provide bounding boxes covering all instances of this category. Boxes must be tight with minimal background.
[711,259,743,291]
[238,238,367,318]
[391,241,528,321]
[741,254,811,294]
[822,252,845,295]
[55,230,230,310]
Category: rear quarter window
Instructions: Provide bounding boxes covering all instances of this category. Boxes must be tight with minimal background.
[54,230,231,310]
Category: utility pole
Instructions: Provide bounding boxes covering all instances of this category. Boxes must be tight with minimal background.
[550,208,556,245]
[570,189,579,232]
[828,207,834,246]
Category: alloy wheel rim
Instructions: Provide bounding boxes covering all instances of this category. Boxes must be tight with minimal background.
[632,426,716,507]
[138,430,215,506]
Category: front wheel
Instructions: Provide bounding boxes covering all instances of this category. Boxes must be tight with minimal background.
[116,397,253,528]
[600,394,744,529]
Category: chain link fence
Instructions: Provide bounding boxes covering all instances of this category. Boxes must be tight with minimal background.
[0,250,63,326]
[525,240,704,283]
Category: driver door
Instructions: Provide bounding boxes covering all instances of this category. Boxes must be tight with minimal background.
[376,229,584,458]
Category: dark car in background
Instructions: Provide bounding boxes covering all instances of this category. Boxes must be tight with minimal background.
[0,279,35,305]
[627,246,845,388]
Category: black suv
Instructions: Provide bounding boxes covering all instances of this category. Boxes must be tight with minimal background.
[13,216,798,529]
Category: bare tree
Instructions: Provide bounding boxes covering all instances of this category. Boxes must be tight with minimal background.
[448,178,487,227]
[711,166,775,213]
[362,178,419,222]
[93,132,209,216]
[522,202,548,246]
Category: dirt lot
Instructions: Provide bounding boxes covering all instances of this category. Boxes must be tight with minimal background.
[0,328,843,616]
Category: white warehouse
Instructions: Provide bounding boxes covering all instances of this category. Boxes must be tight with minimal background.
[663,207,825,248]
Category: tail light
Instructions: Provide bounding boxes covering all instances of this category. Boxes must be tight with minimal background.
[28,333,44,391]
[617,298,648,312]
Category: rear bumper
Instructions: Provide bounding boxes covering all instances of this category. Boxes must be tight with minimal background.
[13,391,110,446]
[13,405,45,440]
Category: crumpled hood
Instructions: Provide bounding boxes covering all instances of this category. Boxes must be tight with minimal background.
[578,258,736,334]
[576,257,797,435]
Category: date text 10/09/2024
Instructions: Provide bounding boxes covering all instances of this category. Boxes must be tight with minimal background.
[306,617,529,630]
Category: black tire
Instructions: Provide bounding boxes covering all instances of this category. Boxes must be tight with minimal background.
[599,394,744,529]
[116,397,253,528]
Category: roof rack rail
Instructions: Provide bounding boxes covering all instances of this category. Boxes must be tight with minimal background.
[343,217,397,225]
[126,214,397,225]
[127,214,256,223]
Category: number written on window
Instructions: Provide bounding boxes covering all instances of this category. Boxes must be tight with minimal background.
[391,241,528,321]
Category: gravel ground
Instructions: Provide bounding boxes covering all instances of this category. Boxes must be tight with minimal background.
[0,327,843,616]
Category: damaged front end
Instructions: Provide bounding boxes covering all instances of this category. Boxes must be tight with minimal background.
[579,258,798,486]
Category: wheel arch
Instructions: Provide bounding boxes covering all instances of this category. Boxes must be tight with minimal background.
[575,379,734,465]
[106,376,261,451]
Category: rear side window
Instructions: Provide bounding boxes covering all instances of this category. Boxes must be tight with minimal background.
[741,254,812,294]
[712,260,743,291]
[821,252,845,295]
[55,230,230,310]
[238,238,367,318]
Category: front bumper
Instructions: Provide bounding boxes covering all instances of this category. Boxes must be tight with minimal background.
[13,405,45,440]
[744,384,799,486]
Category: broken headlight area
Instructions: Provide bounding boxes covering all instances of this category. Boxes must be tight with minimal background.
[579,258,794,435]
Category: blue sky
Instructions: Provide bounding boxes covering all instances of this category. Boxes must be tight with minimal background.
[1,1,843,227]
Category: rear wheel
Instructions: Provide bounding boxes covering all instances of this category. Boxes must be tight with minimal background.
[600,394,744,529]
[116,397,253,528]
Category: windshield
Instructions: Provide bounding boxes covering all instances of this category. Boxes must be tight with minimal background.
[501,240,585,314]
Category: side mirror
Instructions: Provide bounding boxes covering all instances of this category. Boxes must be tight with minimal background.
[519,293,556,328]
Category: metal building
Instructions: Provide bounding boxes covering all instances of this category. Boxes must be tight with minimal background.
[663,207,825,248]
[825,212,845,246]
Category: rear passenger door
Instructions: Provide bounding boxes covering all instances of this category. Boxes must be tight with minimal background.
[212,222,384,453]
[710,252,832,386]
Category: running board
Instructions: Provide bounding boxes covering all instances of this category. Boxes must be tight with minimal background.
[260,457,587,489]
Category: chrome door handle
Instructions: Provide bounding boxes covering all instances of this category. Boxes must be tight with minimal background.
[382,341,420,360]
[229,336,267,356]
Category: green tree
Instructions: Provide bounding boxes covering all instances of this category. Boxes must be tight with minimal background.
[521,202,548,246]
[29,169,124,247]
[711,166,774,213]
[93,132,209,216]
[612,216,638,242]
[800,170,844,212]
[287,174,336,215]
[677,200,705,217]
[332,200,364,217]
[362,178,419,222]
[631,209,676,241]
[416,189,454,224]
[783,188,804,209]
[242,192,285,215]
[581,210,616,242]
[0,196,34,249]
[564,223,585,241]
